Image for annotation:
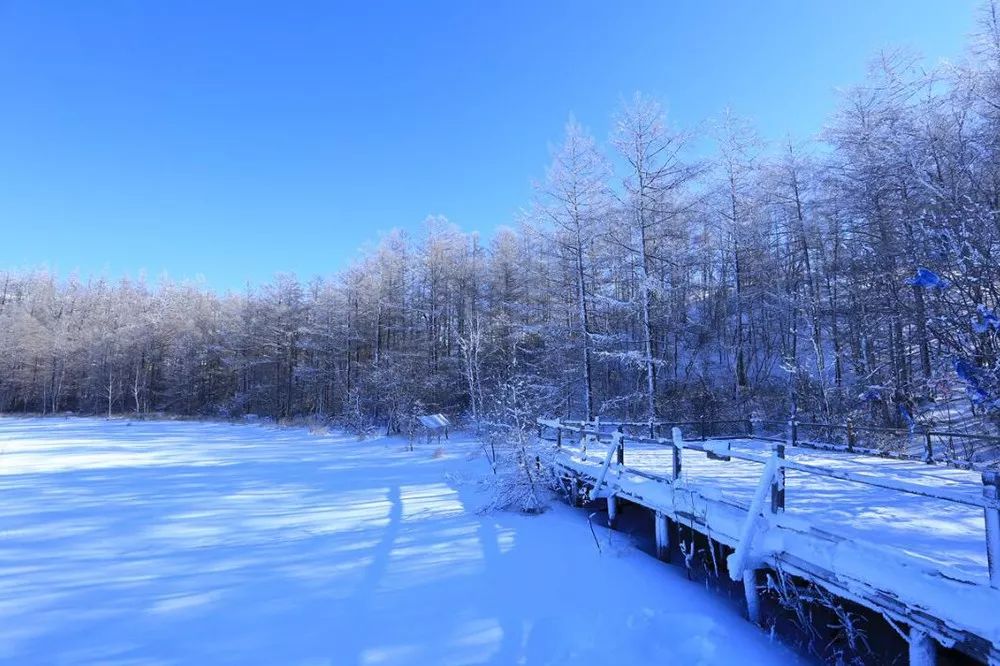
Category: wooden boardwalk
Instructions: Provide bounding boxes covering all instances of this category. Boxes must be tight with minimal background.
[539,419,1000,665]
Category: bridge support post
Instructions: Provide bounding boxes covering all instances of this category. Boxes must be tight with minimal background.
[607,494,618,528]
[908,627,937,666]
[742,569,761,625]
[654,511,670,560]
[984,471,1000,589]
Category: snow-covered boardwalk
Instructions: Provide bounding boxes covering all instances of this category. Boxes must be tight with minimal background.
[0,417,798,665]
[543,419,1000,664]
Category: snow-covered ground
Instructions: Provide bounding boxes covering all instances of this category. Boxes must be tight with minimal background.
[0,417,799,665]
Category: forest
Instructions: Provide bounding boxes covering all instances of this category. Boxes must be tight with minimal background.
[4,3,1000,437]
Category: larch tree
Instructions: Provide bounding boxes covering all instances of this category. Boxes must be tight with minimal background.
[531,116,611,421]
[611,93,700,425]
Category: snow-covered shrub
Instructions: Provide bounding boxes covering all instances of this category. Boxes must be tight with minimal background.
[478,375,560,514]
[340,388,378,438]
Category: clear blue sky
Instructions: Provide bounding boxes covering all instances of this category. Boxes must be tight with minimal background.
[0,0,981,291]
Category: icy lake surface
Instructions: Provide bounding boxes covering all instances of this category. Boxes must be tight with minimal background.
[0,417,800,665]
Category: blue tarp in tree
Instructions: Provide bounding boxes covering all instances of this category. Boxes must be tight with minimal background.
[972,304,1000,334]
[954,357,980,386]
[907,267,949,290]
[953,356,1000,407]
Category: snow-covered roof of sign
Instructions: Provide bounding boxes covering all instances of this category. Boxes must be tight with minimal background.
[418,414,450,429]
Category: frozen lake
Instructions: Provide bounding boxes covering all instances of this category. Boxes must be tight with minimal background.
[0,417,798,665]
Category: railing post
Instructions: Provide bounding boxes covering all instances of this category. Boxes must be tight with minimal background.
[789,418,798,448]
[616,425,624,466]
[983,471,1000,589]
[700,417,707,441]
[745,418,753,438]
[771,441,786,513]
[555,424,562,450]
[924,428,934,463]
[671,426,683,480]
[846,418,856,453]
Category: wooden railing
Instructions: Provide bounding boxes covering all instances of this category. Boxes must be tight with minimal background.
[538,417,1000,590]
[548,417,1000,470]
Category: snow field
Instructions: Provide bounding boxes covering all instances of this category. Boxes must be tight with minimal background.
[0,417,799,665]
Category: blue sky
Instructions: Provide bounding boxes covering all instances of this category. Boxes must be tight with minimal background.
[0,1,981,291]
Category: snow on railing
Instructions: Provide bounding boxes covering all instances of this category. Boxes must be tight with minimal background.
[551,416,1000,469]
[727,451,780,581]
[538,417,1000,590]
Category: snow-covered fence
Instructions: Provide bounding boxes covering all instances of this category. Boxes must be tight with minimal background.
[538,416,1000,664]
[542,417,1000,583]
[554,417,1000,470]
[985,471,1000,589]
[755,419,1000,469]
[556,417,754,442]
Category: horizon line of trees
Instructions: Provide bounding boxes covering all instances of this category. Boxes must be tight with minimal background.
[4,2,1000,434]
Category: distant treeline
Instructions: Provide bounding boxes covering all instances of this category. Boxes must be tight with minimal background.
[4,3,1000,431]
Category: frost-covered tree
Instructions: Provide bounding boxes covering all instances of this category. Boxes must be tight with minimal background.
[6,1,1000,453]
[530,117,611,421]
[611,93,701,424]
